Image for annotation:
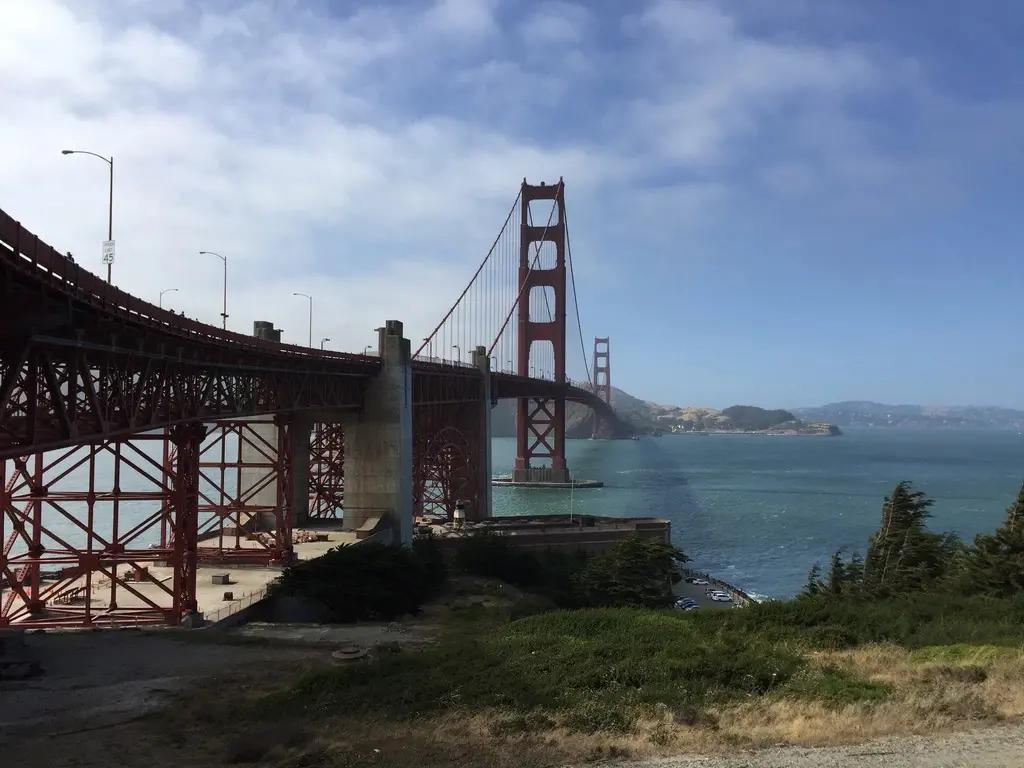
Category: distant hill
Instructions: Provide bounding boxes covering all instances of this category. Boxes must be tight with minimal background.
[792,401,1024,430]
[492,391,840,437]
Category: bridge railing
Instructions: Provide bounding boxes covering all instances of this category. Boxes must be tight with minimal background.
[0,208,378,364]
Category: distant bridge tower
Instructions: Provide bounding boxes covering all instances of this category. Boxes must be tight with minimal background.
[513,179,571,483]
[592,337,613,438]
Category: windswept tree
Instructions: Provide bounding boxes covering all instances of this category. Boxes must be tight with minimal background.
[574,536,689,609]
[862,481,955,595]
[802,549,864,598]
[963,481,1024,597]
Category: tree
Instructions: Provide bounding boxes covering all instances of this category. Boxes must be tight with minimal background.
[963,481,1024,597]
[574,536,689,609]
[803,563,824,597]
[862,481,954,595]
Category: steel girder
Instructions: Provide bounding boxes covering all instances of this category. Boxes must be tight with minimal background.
[0,337,371,460]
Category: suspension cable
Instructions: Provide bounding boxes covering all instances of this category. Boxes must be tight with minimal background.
[565,198,592,387]
[413,189,523,359]
[487,187,560,359]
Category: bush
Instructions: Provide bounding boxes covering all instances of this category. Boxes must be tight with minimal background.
[411,530,448,594]
[454,532,588,607]
[455,533,688,610]
[690,593,1024,650]
[573,536,687,609]
[269,538,447,623]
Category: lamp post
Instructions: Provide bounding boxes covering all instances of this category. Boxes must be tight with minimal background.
[159,287,178,308]
[320,337,330,350]
[61,149,114,284]
[362,345,372,355]
[199,251,228,329]
[452,344,460,363]
[293,292,312,347]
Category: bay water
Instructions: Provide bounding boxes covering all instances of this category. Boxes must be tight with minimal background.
[492,429,1024,600]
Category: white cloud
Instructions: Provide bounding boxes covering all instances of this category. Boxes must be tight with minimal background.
[0,0,1007,370]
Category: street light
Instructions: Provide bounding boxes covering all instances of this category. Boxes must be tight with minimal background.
[452,344,460,362]
[320,337,330,350]
[293,292,312,347]
[159,287,178,308]
[61,149,114,284]
[199,251,228,329]
[363,345,372,355]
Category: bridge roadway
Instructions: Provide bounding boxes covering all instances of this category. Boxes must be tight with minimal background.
[0,206,608,459]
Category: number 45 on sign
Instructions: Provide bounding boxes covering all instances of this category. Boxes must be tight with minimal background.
[102,240,115,265]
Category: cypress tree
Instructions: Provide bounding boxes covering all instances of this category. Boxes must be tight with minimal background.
[862,481,951,595]
[965,481,1024,597]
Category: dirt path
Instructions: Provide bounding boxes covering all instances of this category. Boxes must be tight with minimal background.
[605,725,1024,768]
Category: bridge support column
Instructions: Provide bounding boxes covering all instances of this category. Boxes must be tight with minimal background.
[343,320,414,545]
[473,345,493,519]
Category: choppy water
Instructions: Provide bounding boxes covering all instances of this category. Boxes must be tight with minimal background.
[492,429,1024,599]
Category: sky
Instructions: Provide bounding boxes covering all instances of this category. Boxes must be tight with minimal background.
[1,0,1023,410]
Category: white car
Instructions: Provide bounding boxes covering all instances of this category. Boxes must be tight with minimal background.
[710,593,733,603]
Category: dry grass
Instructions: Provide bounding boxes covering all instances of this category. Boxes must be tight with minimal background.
[8,584,1023,768]
[94,641,1018,768]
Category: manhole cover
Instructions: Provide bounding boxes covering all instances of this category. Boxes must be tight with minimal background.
[332,645,368,662]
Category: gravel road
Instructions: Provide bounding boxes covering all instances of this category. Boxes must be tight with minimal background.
[599,726,1024,768]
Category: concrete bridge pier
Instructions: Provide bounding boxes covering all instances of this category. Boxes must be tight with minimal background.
[473,345,494,520]
[342,321,414,546]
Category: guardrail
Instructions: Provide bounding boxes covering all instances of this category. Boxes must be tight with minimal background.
[203,585,270,625]
[682,568,756,606]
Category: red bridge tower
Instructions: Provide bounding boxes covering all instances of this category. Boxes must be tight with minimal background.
[592,336,613,437]
[513,180,570,483]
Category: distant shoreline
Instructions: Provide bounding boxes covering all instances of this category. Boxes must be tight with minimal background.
[671,430,841,437]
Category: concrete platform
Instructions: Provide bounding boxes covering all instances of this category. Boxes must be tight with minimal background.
[2,525,358,627]
[491,477,604,489]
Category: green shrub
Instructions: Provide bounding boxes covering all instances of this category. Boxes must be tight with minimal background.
[454,532,587,607]
[689,593,1024,650]
[455,533,688,610]
[411,530,448,594]
[573,536,687,609]
[269,539,446,623]
[285,608,803,730]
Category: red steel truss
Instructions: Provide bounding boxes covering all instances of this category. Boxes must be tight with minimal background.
[191,418,293,565]
[514,180,570,483]
[309,422,344,520]
[413,369,486,521]
[1,425,203,628]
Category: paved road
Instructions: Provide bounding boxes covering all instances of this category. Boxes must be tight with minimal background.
[672,578,736,611]
[603,725,1024,767]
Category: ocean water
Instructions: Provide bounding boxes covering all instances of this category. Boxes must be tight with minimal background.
[492,429,1024,600]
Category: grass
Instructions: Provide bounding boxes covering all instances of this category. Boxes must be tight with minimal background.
[125,584,1024,767]
[284,605,805,731]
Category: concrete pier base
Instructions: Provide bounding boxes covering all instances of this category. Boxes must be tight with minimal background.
[342,321,413,546]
